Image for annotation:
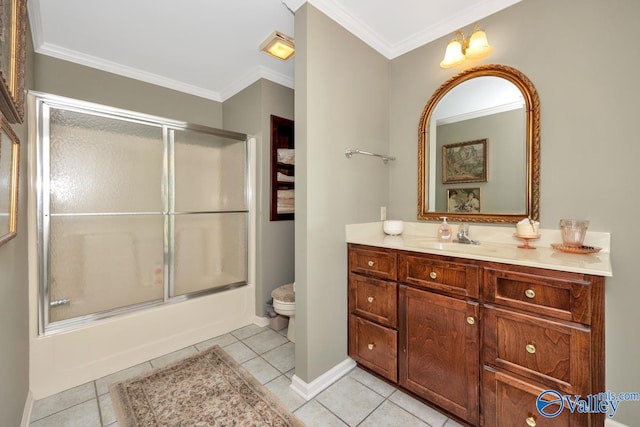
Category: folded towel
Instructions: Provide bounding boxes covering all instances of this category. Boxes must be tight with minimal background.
[277,172,294,183]
[277,149,295,165]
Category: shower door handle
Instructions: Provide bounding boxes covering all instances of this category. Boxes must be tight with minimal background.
[50,298,71,307]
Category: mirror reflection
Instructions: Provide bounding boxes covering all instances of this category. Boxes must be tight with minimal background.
[418,65,540,223]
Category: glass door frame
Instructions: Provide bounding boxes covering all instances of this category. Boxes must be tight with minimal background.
[29,91,250,335]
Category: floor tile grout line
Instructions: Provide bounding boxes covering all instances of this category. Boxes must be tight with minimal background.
[312,398,354,427]
[93,381,106,427]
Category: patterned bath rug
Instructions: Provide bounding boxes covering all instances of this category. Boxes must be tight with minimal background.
[109,345,304,427]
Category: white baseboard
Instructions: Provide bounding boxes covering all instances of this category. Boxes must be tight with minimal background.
[21,391,33,427]
[606,419,630,427]
[252,316,270,327]
[290,357,357,401]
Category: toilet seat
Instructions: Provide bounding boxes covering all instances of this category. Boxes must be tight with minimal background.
[271,283,295,342]
[271,283,294,303]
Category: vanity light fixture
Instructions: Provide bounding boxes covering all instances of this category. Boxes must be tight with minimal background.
[260,31,295,60]
[440,24,493,69]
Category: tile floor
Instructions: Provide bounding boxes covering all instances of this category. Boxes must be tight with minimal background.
[29,324,465,427]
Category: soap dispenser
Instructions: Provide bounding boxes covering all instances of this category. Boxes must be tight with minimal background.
[438,216,452,242]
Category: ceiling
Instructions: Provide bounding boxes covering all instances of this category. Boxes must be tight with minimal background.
[27,0,521,102]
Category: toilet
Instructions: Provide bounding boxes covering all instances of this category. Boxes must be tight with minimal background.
[271,283,295,343]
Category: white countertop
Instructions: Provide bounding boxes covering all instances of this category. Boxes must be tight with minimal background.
[346,222,612,277]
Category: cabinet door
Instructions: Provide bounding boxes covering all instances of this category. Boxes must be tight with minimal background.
[399,285,479,425]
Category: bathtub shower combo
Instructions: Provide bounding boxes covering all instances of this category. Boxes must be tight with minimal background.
[30,92,250,335]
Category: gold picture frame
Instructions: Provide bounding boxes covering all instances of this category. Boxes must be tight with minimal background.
[0,115,20,246]
[0,0,27,123]
[442,139,487,184]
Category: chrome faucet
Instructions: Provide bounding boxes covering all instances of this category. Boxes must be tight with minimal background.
[454,224,479,245]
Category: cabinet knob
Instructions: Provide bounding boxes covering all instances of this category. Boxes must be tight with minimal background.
[429,271,437,279]
[367,343,375,350]
[525,289,536,299]
[466,316,475,325]
[526,416,537,427]
[367,296,374,303]
[368,260,375,267]
[526,344,536,354]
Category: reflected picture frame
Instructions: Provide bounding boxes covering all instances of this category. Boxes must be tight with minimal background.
[0,0,28,123]
[0,115,20,246]
[442,138,487,184]
[447,187,481,213]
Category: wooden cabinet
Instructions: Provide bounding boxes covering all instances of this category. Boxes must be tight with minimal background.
[482,264,605,427]
[347,243,605,427]
[348,245,398,382]
[399,285,480,424]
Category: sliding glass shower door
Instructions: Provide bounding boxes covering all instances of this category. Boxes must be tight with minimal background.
[31,92,249,334]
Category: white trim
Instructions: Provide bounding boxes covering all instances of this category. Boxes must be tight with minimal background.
[218,66,294,101]
[253,316,270,328]
[307,0,522,59]
[290,357,357,400]
[33,42,224,102]
[436,101,523,125]
[20,391,33,427]
[606,419,630,427]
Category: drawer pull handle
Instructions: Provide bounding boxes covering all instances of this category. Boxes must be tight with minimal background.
[525,289,536,299]
[429,271,437,279]
[367,296,374,303]
[367,343,375,350]
[368,260,375,267]
[526,416,537,427]
[466,316,475,325]
[526,344,536,354]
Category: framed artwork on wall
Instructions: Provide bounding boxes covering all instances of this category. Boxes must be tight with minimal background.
[270,115,295,221]
[0,115,20,246]
[447,188,480,213]
[442,138,487,184]
[0,0,28,123]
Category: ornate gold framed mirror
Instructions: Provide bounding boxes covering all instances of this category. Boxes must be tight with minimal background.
[418,64,540,223]
[0,116,20,246]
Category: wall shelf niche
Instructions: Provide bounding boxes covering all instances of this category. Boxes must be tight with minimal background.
[270,115,295,221]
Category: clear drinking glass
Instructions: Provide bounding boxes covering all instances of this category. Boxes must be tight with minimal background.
[559,219,589,247]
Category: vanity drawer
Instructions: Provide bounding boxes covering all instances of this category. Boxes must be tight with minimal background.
[348,315,397,382]
[398,253,479,298]
[349,274,397,328]
[484,306,591,394]
[482,367,585,427]
[348,244,397,280]
[484,266,594,324]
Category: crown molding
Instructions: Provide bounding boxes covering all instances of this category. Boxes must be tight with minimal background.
[307,0,521,59]
[34,41,225,102]
[436,100,523,125]
[219,65,294,101]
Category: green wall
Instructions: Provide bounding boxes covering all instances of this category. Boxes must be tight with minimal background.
[34,55,223,128]
[388,0,640,424]
[294,4,390,381]
[223,79,295,317]
[0,29,34,427]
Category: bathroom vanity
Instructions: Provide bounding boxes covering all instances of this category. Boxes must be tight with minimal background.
[346,222,611,427]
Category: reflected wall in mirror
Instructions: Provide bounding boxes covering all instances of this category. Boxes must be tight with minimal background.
[418,64,540,223]
[0,116,20,245]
